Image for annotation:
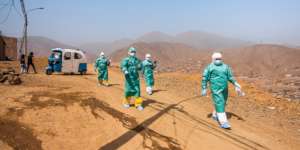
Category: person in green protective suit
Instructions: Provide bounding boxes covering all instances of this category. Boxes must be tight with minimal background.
[94,52,110,86]
[120,47,144,111]
[201,52,242,129]
[48,53,55,72]
[142,53,157,95]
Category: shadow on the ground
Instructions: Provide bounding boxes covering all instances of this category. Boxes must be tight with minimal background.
[0,118,43,150]
[6,90,181,150]
[152,89,167,94]
[108,83,120,87]
[61,73,96,76]
[143,98,167,109]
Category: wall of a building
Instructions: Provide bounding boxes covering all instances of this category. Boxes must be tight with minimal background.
[0,36,5,59]
[0,36,17,60]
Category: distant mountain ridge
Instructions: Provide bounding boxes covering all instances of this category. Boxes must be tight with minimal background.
[110,43,300,78]
[21,31,252,60]
[175,31,250,49]
[79,30,251,57]
[109,42,203,71]
[18,36,76,56]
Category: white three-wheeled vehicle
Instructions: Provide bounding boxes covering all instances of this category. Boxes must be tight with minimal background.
[46,48,88,75]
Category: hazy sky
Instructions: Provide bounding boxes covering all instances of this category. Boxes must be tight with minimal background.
[1,0,300,46]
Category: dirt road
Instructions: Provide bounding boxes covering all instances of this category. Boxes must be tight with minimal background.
[0,64,299,150]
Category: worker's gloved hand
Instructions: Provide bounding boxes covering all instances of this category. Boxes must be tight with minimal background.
[124,70,129,75]
[234,82,241,89]
[234,82,245,96]
[234,82,241,91]
[201,89,207,96]
[235,86,241,93]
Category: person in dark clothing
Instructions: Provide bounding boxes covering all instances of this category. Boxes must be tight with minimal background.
[20,54,27,73]
[27,52,37,73]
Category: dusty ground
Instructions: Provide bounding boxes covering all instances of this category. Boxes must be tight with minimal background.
[0,61,299,150]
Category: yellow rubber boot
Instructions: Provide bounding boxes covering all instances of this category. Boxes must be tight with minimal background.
[123,97,131,108]
[135,97,144,111]
[98,80,103,86]
[103,80,109,86]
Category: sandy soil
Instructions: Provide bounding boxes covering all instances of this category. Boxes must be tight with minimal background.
[0,62,299,150]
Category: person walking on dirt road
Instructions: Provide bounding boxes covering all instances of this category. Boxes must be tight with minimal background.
[27,52,37,73]
[94,52,110,86]
[201,52,242,129]
[120,47,144,111]
[142,53,157,95]
[20,54,27,74]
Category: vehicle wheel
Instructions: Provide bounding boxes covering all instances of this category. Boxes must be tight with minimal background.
[80,71,86,75]
[46,69,52,75]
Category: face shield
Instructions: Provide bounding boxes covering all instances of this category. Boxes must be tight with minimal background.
[129,51,136,56]
[145,54,151,60]
[213,58,223,65]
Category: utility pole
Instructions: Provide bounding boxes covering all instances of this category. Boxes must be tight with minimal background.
[20,0,28,62]
[19,0,43,61]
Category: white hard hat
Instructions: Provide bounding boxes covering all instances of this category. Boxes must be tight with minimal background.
[145,53,151,58]
[212,52,222,60]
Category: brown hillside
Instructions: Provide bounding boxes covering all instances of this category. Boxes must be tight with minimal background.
[110,42,207,72]
[0,61,299,150]
[223,44,300,100]
[111,43,300,100]
[223,44,300,77]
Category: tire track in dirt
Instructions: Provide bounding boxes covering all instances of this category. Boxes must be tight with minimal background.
[172,104,268,150]
[143,95,269,150]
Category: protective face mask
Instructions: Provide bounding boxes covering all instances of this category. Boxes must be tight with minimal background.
[146,57,151,60]
[129,52,136,56]
[54,55,59,59]
[214,59,223,65]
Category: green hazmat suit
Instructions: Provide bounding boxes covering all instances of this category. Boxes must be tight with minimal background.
[201,62,237,113]
[121,56,142,97]
[142,60,156,87]
[48,54,55,65]
[95,56,110,81]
